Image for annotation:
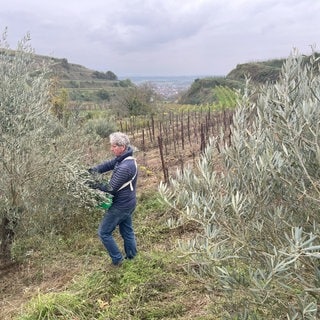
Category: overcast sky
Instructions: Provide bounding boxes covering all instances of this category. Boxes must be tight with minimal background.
[1,0,319,77]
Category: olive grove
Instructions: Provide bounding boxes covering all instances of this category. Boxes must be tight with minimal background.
[160,51,320,319]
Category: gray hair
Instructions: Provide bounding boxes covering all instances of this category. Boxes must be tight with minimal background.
[109,132,130,147]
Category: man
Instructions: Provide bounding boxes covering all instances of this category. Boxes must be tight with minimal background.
[89,132,138,266]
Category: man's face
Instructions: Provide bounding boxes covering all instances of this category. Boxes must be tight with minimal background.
[111,144,126,157]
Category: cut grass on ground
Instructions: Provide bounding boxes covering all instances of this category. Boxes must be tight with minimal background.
[1,190,219,320]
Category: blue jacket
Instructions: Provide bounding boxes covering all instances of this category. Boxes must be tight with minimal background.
[91,146,137,209]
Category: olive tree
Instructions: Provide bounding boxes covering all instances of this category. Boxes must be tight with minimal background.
[0,31,98,262]
[160,51,320,319]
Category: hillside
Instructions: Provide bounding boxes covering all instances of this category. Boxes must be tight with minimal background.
[178,76,244,105]
[180,53,320,105]
[31,53,135,106]
[226,57,285,83]
[179,57,285,105]
[34,54,116,82]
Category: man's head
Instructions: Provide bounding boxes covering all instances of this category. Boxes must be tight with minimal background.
[110,132,130,156]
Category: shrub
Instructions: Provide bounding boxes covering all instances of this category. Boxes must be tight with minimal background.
[97,89,110,101]
[85,117,118,138]
[160,51,320,319]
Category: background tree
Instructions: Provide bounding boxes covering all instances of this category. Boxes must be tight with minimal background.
[92,70,117,80]
[50,77,70,122]
[160,51,320,318]
[105,70,117,80]
[114,82,159,116]
[0,31,98,262]
[96,89,110,101]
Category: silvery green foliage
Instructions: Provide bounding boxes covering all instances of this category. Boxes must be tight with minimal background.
[0,31,99,258]
[85,117,118,138]
[159,51,320,319]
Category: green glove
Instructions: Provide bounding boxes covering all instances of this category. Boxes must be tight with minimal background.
[97,193,113,210]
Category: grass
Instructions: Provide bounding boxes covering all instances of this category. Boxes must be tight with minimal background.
[1,190,217,320]
[16,252,209,319]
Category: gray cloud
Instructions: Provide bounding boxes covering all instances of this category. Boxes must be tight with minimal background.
[1,0,319,76]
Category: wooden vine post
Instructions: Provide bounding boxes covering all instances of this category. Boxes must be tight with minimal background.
[158,135,169,183]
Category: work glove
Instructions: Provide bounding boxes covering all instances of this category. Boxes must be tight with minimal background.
[86,180,108,192]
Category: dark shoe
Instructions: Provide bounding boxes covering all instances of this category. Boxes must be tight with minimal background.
[111,259,123,267]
